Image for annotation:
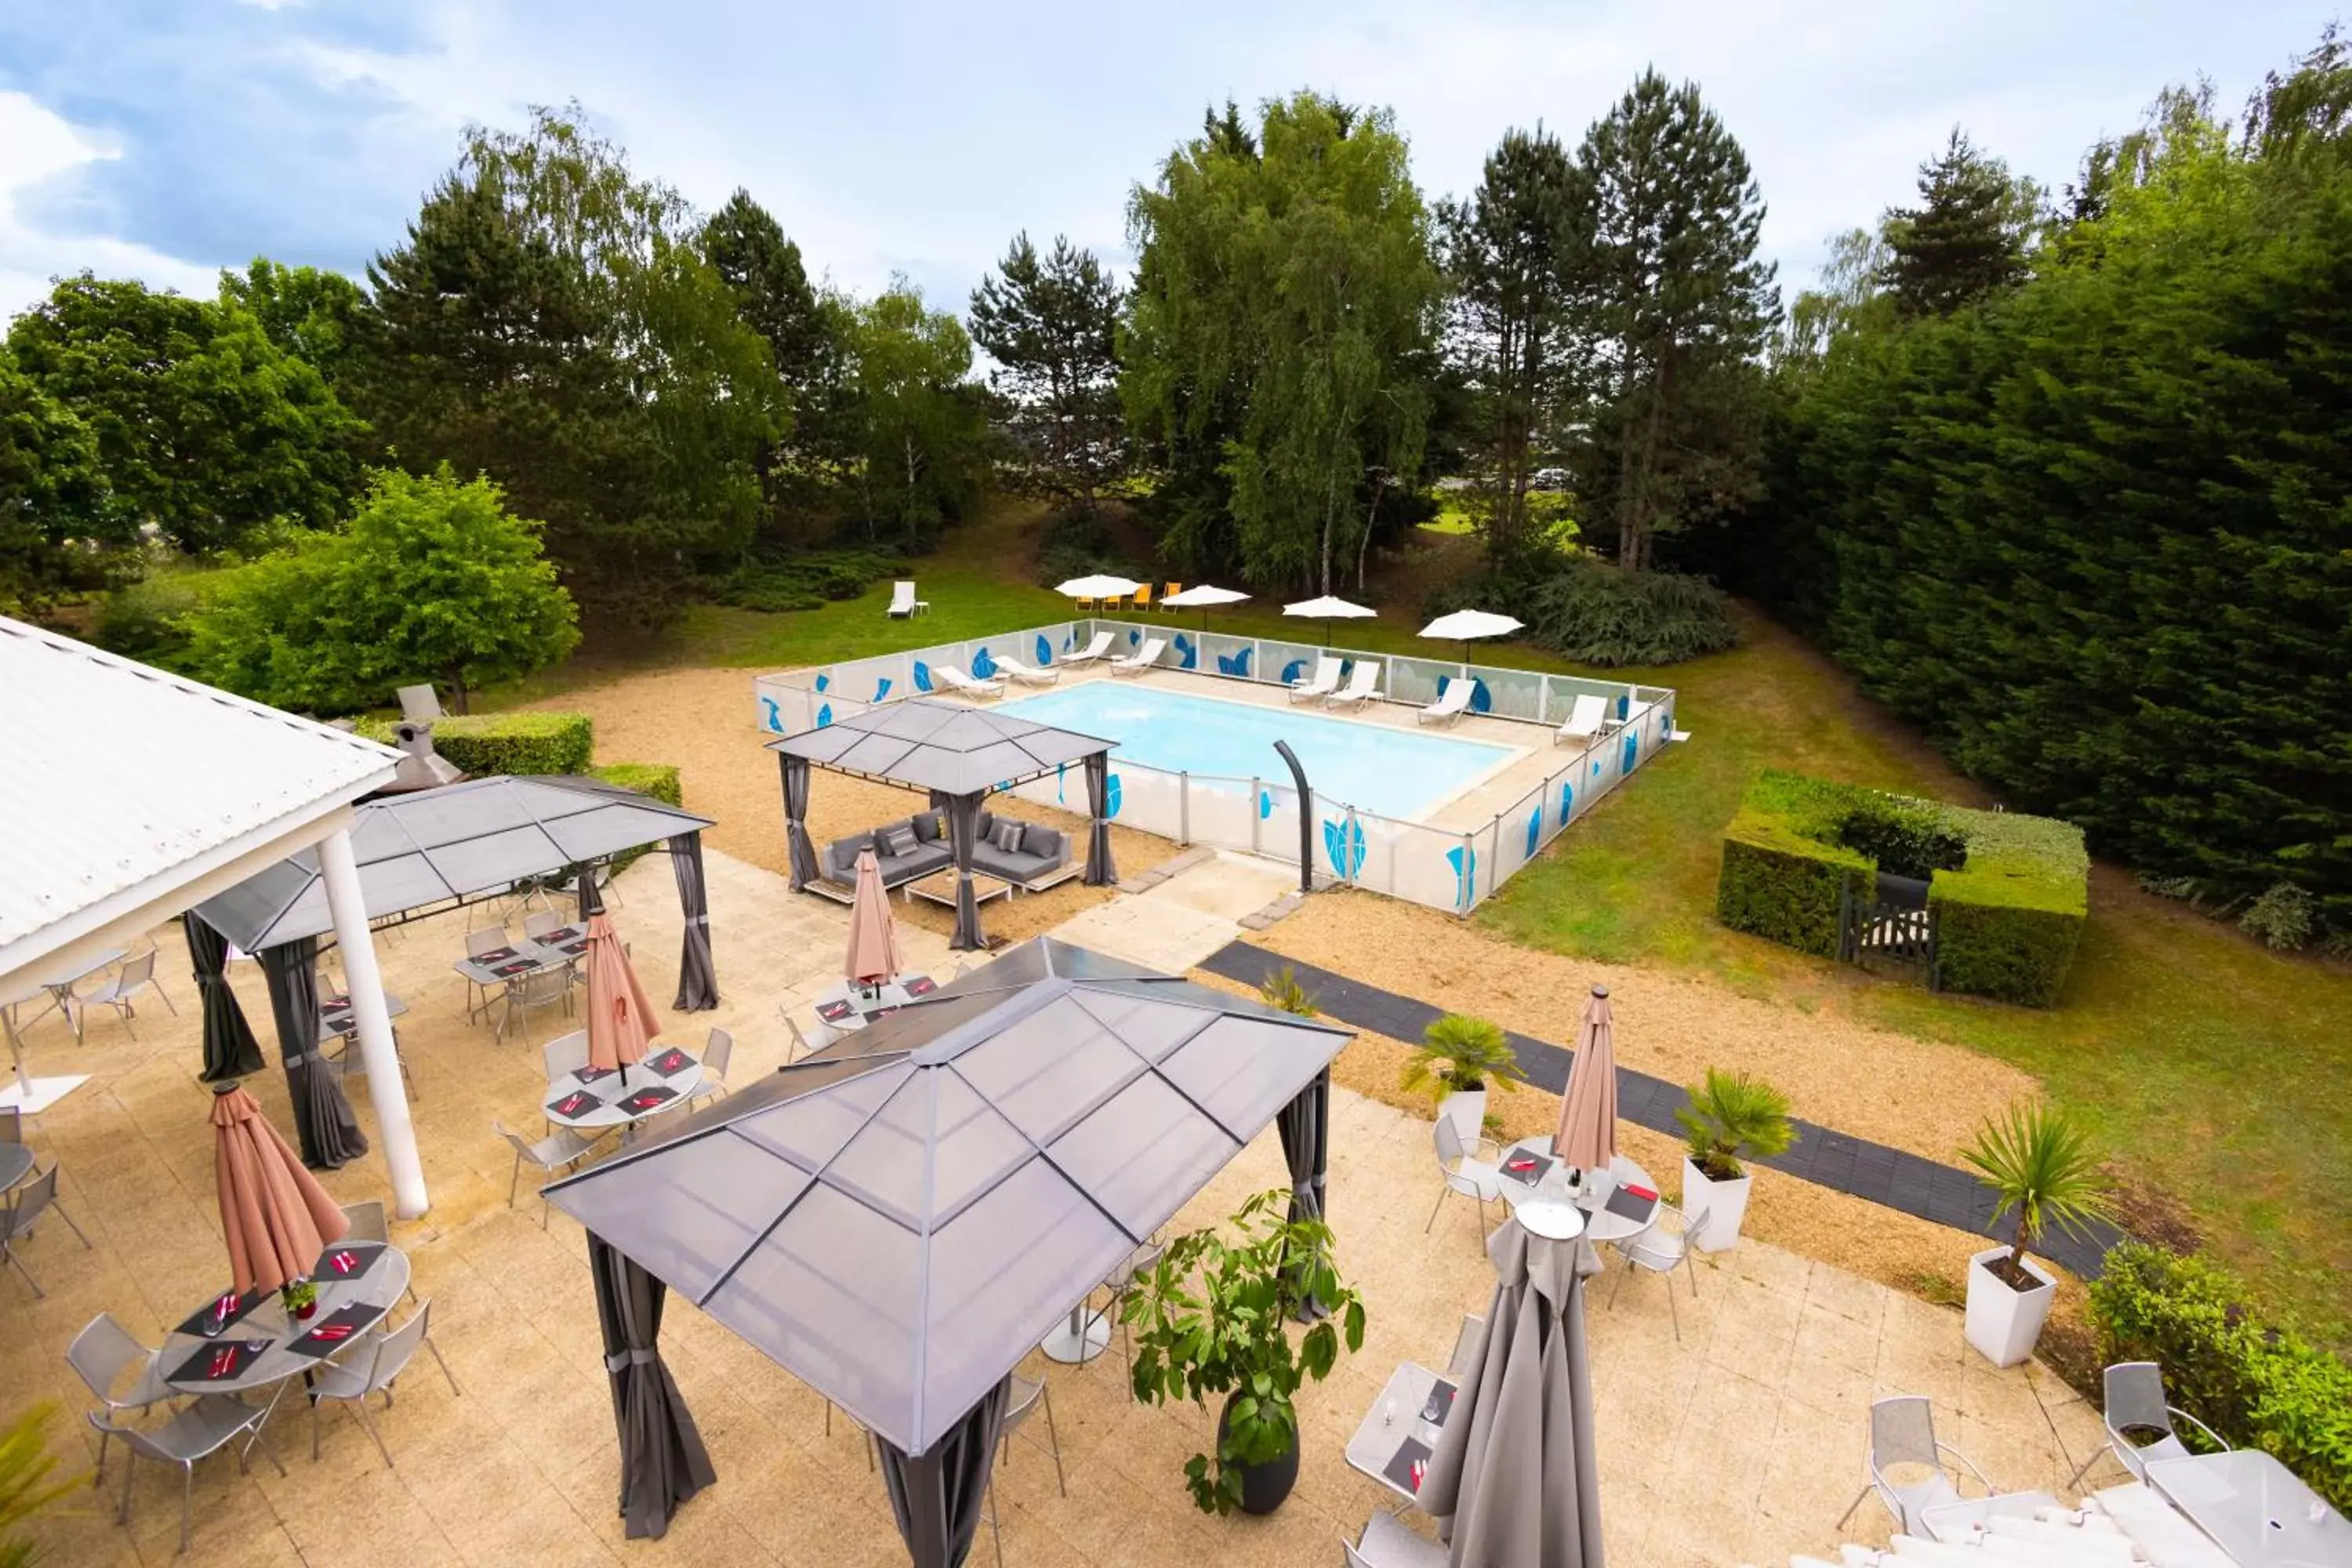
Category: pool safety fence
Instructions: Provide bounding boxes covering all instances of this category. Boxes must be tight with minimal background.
[753,619,1678,916]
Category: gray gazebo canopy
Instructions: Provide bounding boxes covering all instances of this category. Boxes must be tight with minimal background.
[768,699,1120,950]
[193,774,713,951]
[546,936,1348,1558]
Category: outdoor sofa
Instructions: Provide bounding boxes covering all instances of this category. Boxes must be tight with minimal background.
[821,809,1075,894]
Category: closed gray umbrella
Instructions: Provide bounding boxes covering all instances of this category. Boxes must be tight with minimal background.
[185,913,264,1083]
[779,753,820,891]
[1081,752,1117,887]
[1419,1221,1604,1568]
[590,1232,715,1539]
[669,832,719,1011]
[257,938,367,1171]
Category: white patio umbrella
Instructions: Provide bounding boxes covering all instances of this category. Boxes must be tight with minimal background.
[1057,574,1142,609]
[1420,608,1526,673]
[1283,594,1377,646]
[1160,583,1250,633]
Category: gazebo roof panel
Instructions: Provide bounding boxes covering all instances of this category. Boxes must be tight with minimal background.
[559,1132,815,1301]
[948,994,1152,1146]
[767,698,1114,800]
[822,1071,1032,1232]
[733,1059,913,1173]
[1069,985,1221,1065]
[1161,1014,1349,1141]
[1047,1073,1243,1241]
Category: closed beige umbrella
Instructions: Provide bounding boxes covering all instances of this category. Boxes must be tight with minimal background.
[1552,985,1619,1174]
[845,847,905,993]
[586,913,659,1074]
[211,1083,348,1295]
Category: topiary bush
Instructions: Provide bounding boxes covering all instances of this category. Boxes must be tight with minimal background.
[2089,1243,2352,1509]
[357,711,593,776]
[713,550,908,613]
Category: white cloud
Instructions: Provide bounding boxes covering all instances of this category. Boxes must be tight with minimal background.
[0,92,220,320]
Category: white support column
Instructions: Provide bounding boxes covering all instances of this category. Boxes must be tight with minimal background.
[317,826,428,1218]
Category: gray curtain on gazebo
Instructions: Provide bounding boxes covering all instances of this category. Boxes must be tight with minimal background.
[943,791,985,952]
[1278,1065,1330,1319]
[670,833,718,1011]
[1082,752,1116,887]
[257,938,367,1171]
[781,754,820,891]
[576,861,606,917]
[589,1232,715,1540]
[877,1380,1010,1568]
[1419,1222,1604,1568]
[184,913,264,1083]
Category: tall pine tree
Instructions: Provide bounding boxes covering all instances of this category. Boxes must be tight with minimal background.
[967,233,1123,510]
[1882,129,2039,318]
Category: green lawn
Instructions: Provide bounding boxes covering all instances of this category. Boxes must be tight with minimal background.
[1482,610,2352,1346]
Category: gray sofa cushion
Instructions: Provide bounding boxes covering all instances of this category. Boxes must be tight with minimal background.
[823,818,951,886]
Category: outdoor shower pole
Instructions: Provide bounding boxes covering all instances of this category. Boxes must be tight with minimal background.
[1272,740,1313,895]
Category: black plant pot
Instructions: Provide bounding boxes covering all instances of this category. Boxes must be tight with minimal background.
[1216,1391,1300,1515]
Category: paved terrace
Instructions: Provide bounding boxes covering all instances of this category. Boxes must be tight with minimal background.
[2,847,2107,1567]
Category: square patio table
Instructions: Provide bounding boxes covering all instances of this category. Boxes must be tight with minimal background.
[1345,1361,1460,1510]
[316,991,409,1044]
[2147,1449,2352,1566]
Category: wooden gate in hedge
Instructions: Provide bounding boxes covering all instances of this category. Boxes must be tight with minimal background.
[1837,873,1940,985]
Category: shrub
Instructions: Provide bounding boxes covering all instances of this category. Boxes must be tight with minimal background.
[2089,1243,2352,1509]
[590,763,684,874]
[714,549,907,613]
[357,711,593,777]
[2240,883,2317,951]
[1523,556,1740,666]
[89,564,218,670]
[1400,1014,1523,1098]
[1255,964,1319,1018]
[1716,773,1872,958]
[1035,503,1143,589]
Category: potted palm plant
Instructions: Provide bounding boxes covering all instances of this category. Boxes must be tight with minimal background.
[1257,964,1319,1018]
[1122,1189,1367,1516]
[1958,1100,2116,1367]
[1401,1013,1523,1145]
[1674,1068,1795,1254]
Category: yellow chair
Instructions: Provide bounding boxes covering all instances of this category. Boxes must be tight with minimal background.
[1160,583,1182,612]
[1129,583,1152,612]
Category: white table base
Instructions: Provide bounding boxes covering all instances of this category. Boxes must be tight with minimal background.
[0,1074,89,1116]
[1040,1304,1112,1364]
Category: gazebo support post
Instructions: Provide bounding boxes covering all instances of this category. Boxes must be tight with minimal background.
[318,826,428,1218]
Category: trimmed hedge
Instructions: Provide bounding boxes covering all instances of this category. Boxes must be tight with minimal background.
[590,764,684,875]
[2089,1243,2352,1510]
[1715,770,2088,1006]
[356,711,594,776]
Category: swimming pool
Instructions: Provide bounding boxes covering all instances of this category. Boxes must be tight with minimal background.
[997,681,1517,822]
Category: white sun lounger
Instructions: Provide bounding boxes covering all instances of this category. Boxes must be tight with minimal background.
[1325,659,1382,709]
[1287,655,1341,704]
[935,664,1004,699]
[886,581,928,619]
[1417,679,1475,727]
[1062,631,1113,666]
[996,655,1061,686]
[1109,637,1166,677]
[1553,692,1614,745]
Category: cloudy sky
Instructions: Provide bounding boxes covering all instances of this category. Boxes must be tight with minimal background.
[0,0,2335,324]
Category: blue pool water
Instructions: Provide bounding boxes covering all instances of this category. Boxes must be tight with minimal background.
[996,681,1515,822]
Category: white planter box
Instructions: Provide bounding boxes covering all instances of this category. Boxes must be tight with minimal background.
[1682,1158,1751,1254]
[1963,1245,2056,1368]
[1440,1088,1487,1147]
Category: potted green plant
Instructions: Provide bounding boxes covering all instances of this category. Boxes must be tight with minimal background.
[1958,1100,2116,1367]
[1122,1189,1367,1516]
[1257,964,1319,1018]
[1674,1068,1795,1254]
[1400,1013,1523,1145]
[281,1277,318,1323]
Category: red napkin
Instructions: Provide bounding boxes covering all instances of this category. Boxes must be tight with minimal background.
[1624,1183,1657,1202]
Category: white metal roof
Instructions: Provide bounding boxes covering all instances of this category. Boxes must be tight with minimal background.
[0,616,400,989]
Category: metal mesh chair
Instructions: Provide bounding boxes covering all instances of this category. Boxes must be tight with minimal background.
[541,1032,590,1087]
[522,911,563,940]
[2068,1361,2230,1487]
[1,1164,91,1297]
[1608,1200,1701,1340]
[309,1300,446,1465]
[2,1107,19,1143]
[340,1203,418,1304]
[999,1372,1066,1496]
[93,1396,285,1553]
[1838,1395,1991,1537]
[1446,1312,1486,1380]
[493,1121,595,1227]
[462,927,510,1020]
[687,1027,733,1105]
[497,966,575,1044]
[1425,1119,1503,1239]
[1344,1511,1450,1567]
[77,949,174,1040]
[66,1313,174,1483]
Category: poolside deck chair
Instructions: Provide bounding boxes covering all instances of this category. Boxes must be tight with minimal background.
[1287,655,1341,703]
[1062,631,1113,666]
[934,664,1005,699]
[1158,583,1181,610]
[1553,692,1613,746]
[885,581,928,619]
[1417,678,1475,727]
[1109,638,1165,677]
[1128,583,1152,612]
[1325,659,1383,709]
[996,654,1061,686]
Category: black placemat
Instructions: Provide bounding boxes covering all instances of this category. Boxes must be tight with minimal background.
[176,1289,263,1339]
[492,958,537,977]
[1381,1436,1432,1495]
[473,946,519,965]
[575,1064,615,1083]
[550,939,586,956]
[550,1089,601,1120]
[286,1301,388,1359]
[1419,1378,1457,1426]
[815,998,855,1025]
[1500,1151,1554,1187]
[645,1047,693,1078]
[313,1241,387,1284]
[170,1338,270,1385]
[1604,1181,1659,1222]
[619,1085,677,1113]
[903,975,938,998]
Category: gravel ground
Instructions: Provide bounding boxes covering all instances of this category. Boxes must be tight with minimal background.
[519,665,1184,946]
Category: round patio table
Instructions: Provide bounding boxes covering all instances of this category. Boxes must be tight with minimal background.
[542,1045,704,1136]
[0,1143,32,1195]
[158,1243,412,1399]
[1496,1141,1661,1245]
